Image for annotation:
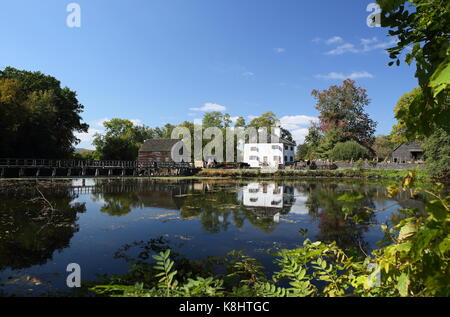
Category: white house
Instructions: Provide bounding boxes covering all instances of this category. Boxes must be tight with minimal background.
[243,128,296,169]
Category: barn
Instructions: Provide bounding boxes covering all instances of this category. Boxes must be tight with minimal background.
[390,141,424,163]
[138,139,183,164]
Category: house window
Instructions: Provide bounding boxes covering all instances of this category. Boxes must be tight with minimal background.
[290,156,294,162]
[272,145,280,150]
[249,156,259,161]
[284,156,287,162]
[274,156,281,162]
[250,198,258,203]
[284,145,288,150]
[290,146,294,151]
[249,188,259,193]
[251,147,258,152]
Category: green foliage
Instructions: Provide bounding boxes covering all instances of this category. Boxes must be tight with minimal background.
[93,118,154,160]
[373,135,396,160]
[422,128,450,179]
[377,0,450,136]
[328,141,370,161]
[0,67,88,158]
[390,88,423,144]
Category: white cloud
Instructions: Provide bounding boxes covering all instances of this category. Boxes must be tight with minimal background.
[94,117,109,127]
[361,37,398,52]
[325,43,358,55]
[242,71,255,77]
[325,36,343,45]
[274,48,285,53]
[279,115,319,144]
[279,115,319,130]
[321,36,398,55]
[290,128,310,144]
[315,71,374,80]
[189,102,227,112]
[74,128,102,150]
[130,119,143,126]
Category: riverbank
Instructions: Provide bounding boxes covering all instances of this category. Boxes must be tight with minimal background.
[0,168,432,183]
[196,168,430,180]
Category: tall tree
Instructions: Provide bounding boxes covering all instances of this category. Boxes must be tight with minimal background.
[390,87,422,144]
[0,67,88,158]
[249,112,295,143]
[377,0,450,136]
[311,79,377,149]
[93,119,153,160]
[234,116,246,128]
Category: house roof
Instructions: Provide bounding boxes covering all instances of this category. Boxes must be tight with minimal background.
[391,141,423,154]
[245,135,296,146]
[139,139,181,152]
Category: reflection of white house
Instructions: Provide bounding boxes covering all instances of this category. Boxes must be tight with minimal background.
[289,191,309,216]
[243,183,285,209]
[243,128,296,169]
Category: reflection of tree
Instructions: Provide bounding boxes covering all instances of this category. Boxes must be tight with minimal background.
[0,185,86,270]
[91,181,189,216]
[300,183,377,252]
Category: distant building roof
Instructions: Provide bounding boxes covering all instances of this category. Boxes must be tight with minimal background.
[391,141,423,154]
[245,135,296,146]
[139,139,181,152]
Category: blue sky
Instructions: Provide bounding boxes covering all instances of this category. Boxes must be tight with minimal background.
[0,0,418,149]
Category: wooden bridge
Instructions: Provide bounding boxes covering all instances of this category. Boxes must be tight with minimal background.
[0,158,199,178]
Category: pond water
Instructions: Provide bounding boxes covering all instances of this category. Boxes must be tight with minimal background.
[0,178,423,296]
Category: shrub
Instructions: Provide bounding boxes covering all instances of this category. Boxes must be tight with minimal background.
[328,141,370,161]
[423,128,450,179]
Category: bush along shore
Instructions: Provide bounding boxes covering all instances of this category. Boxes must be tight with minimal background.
[196,168,431,181]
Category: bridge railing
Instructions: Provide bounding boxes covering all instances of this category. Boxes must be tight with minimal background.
[0,158,194,169]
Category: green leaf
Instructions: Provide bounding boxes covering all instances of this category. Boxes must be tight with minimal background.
[397,273,410,297]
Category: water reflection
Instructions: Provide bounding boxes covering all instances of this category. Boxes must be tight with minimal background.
[85,180,391,250]
[0,178,426,292]
[0,184,86,270]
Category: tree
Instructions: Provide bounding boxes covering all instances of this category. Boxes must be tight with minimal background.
[202,112,230,129]
[154,123,175,139]
[311,79,377,149]
[328,141,370,161]
[0,67,88,158]
[249,112,295,143]
[377,0,450,136]
[296,144,308,160]
[302,124,323,159]
[422,128,450,179]
[390,88,423,144]
[316,128,348,158]
[93,119,153,160]
[373,135,396,160]
[248,111,278,128]
[234,117,246,128]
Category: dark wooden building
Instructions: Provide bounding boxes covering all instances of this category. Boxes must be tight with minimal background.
[390,141,424,163]
[138,139,182,163]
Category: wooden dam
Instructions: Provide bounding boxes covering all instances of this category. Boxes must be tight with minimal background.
[0,159,199,178]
